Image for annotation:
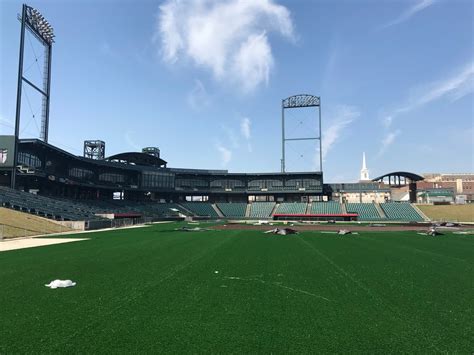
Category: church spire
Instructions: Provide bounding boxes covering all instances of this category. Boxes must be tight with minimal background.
[360,152,369,181]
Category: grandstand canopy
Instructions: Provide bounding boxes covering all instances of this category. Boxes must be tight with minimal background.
[106,152,167,167]
[372,171,424,186]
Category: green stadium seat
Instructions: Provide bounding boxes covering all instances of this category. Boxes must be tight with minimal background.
[345,203,384,220]
[216,203,247,218]
[310,202,342,214]
[181,202,218,217]
[275,202,307,214]
[250,202,275,218]
[380,203,423,221]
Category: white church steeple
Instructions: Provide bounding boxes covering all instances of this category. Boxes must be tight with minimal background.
[360,152,370,181]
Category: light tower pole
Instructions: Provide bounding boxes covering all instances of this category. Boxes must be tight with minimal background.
[281,94,322,173]
[12,4,55,189]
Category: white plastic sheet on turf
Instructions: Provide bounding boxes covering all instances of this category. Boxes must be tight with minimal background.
[45,280,76,289]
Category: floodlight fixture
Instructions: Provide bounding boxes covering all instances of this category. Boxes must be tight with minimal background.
[22,4,55,44]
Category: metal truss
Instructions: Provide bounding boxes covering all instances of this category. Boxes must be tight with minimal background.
[84,140,106,160]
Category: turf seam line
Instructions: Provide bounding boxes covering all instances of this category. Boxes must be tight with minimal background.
[50,235,234,351]
[298,236,445,353]
[357,235,471,265]
[222,276,332,302]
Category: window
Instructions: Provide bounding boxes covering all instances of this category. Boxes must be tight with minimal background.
[248,179,283,189]
[142,171,174,188]
[18,152,41,168]
[69,167,94,180]
[99,173,125,184]
[210,179,245,189]
[286,179,321,188]
[175,178,208,188]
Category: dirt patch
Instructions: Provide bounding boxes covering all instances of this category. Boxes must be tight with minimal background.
[212,223,469,232]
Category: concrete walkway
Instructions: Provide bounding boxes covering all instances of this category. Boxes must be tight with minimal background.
[0,238,89,252]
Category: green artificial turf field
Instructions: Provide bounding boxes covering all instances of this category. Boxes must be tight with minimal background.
[0,222,473,353]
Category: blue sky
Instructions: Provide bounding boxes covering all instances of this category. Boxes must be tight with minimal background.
[0,0,473,181]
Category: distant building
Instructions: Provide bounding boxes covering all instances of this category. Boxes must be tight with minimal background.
[417,173,474,203]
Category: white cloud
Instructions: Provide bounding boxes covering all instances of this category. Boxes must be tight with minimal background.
[409,61,474,107]
[240,117,251,140]
[155,0,294,92]
[321,105,360,161]
[187,79,210,111]
[124,131,142,151]
[378,129,401,157]
[240,117,252,152]
[222,126,240,149]
[381,0,436,29]
[0,115,14,134]
[382,115,393,129]
[384,61,474,127]
[379,61,473,156]
[216,143,232,167]
[233,32,273,92]
[0,115,13,126]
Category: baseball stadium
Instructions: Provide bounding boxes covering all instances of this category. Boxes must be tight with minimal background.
[0,3,473,353]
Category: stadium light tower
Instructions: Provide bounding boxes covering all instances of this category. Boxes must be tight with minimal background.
[281,95,322,173]
[12,4,54,188]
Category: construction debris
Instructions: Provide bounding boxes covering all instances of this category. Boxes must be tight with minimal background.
[418,227,443,236]
[427,227,443,236]
[337,229,352,235]
[45,280,76,289]
[435,222,460,227]
[176,227,211,232]
[264,228,298,235]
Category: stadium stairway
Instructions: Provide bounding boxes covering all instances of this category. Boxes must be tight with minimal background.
[175,203,194,216]
[375,203,387,219]
[180,203,219,218]
[249,202,276,219]
[305,203,312,215]
[245,204,251,218]
[212,204,225,218]
[271,203,279,217]
[216,203,247,218]
[411,204,430,221]
[340,203,348,214]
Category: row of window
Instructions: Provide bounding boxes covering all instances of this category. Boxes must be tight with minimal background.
[176,178,322,189]
[43,162,323,190]
[142,171,174,188]
[18,152,42,168]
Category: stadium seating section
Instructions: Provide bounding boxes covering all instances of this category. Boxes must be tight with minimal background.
[181,203,218,217]
[216,203,247,218]
[380,203,424,221]
[0,186,426,222]
[249,202,276,218]
[345,203,384,220]
[0,186,102,221]
[275,202,307,214]
[310,202,342,214]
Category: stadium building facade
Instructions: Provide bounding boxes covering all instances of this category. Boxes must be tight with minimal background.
[0,136,324,203]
